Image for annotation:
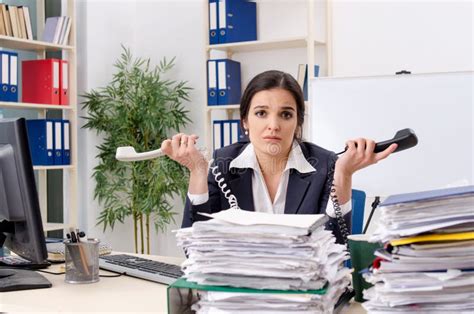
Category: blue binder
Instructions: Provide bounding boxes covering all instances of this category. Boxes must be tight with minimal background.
[0,51,9,101]
[207,60,218,105]
[62,120,70,165]
[303,64,320,101]
[218,0,257,44]
[53,120,63,165]
[213,120,223,150]
[7,51,18,102]
[213,119,241,150]
[26,119,55,165]
[208,0,219,44]
[216,59,241,105]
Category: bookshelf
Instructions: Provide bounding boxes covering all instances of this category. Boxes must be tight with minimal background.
[0,0,77,233]
[203,0,332,150]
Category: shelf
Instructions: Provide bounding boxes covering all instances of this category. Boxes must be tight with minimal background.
[207,37,325,53]
[206,104,240,111]
[44,223,71,232]
[0,35,74,52]
[0,101,74,110]
[33,165,75,171]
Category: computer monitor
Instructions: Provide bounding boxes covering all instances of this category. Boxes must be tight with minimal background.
[0,118,48,264]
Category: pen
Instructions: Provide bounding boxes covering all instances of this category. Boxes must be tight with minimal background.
[75,229,81,242]
[70,228,77,243]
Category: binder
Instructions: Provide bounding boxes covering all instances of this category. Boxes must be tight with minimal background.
[213,119,241,150]
[62,120,70,165]
[207,60,218,105]
[303,64,320,101]
[25,119,54,165]
[59,60,69,105]
[0,51,9,101]
[213,121,222,150]
[8,51,18,102]
[231,119,240,143]
[53,120,62,164]
[223,120,231,146]
[22,58,60,104]
[218,0,257,44]
[381,185,474,206]
[208,0,219,45]
[216,59,241,105]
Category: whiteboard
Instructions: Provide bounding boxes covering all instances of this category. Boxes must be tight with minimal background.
[309,72,474,197]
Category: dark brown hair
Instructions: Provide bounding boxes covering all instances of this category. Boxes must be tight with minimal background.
[240,70,305,141]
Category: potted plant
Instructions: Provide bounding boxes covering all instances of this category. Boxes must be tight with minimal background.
[82,46,192,254]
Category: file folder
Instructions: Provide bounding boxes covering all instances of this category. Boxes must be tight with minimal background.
[22,58,60,104]
[213,119,241,150]
[231,119,240,143]
[208,0,219,45]
[207,60,218,105]
[59,60,68,105]
[62,120,70,165]
[7,51,18,102]
[213,121,222,150]
[218,0,257,44]
[0,51,9,101]
[223,120,231,146]
[216,59,241,105]
[25,119,54,165]
[303,64,320,101]
[53,120,62,164]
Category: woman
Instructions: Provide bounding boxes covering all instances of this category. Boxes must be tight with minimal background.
[162,70,396,243]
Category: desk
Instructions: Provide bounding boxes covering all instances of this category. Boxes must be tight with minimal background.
[0,254,366,313]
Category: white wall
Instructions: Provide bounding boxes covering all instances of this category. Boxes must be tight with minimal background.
[76,0,205,257]
[331,0,473,76]
[77,0,472,256]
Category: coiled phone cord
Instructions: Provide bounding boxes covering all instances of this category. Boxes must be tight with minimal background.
[209,159,240,210]
[326,160,350,245]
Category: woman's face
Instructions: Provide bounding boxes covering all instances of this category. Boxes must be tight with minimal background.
[243,88,298,158]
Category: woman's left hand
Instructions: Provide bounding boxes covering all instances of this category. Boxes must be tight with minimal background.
[336,138,398,177]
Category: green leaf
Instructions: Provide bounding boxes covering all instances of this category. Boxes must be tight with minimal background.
[82,46,192,234]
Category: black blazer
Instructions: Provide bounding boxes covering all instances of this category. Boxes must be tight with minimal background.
[182,140,351,243]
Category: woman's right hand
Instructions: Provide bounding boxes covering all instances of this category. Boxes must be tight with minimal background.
[161,133,208,173]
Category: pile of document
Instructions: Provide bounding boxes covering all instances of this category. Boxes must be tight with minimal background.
[363,186,474,313]
[176,208,350,313]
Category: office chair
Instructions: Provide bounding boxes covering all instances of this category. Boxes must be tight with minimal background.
[351,189,366,235]
[343,189,366,269]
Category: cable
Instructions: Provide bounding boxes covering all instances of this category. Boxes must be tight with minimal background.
[37,269,65,275]
[38,269,125,278]
[326,159,350,245]
[363,196,380,234]
[209,159,240,209]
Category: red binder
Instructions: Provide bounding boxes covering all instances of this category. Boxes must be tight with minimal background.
[60,60,68,105]
[22,59,60,105]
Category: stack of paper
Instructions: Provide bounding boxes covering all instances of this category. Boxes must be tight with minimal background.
[363,186,474,313]
[176,208,350,313]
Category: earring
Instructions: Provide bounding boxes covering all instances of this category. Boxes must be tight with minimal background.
[245,129,249,135]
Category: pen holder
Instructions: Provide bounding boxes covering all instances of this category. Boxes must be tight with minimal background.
[64,239,100,284]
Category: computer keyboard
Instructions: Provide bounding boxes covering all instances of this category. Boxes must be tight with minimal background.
[0,255,50,269]
[99,254,184,285]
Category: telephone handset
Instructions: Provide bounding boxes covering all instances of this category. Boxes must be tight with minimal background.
[115,146,240,209]
[336,128,418,155]
[331,128,418,244]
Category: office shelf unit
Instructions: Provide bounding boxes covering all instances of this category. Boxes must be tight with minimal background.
[203,0,333,150]
[0,0,77,233]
